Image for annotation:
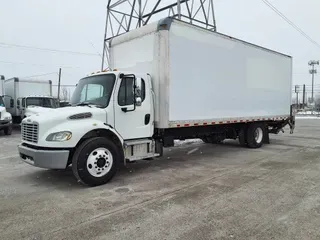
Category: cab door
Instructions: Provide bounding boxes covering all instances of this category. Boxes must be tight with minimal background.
[18,97,25,117]
[113,75,153,140]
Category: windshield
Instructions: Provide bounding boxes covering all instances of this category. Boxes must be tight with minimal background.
[26,97,57,108]
[70,74,116,108]
[0,96,4,107]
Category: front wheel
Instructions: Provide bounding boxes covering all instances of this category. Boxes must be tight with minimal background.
[4,125,12,135]
[72,137,122,186]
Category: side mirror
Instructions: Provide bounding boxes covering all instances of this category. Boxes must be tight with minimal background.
[135,77,142,90]
[134,77,142,107]
[10,99,14,108]
[135,97,142,106]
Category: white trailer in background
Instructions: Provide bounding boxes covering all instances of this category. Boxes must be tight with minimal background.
[0,75,12,135]
[4,78,58,123]
[18,18,295,186]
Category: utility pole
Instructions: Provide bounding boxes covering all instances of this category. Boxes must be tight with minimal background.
[302,84,306,108]
[57,68,62,101]
[0,75,4,96]
[308,60,319,104]
[295,85,300,108]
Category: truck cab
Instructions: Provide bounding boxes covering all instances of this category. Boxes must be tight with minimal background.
[0,95,13,135]
[18,71,157,186]
[17,95,59,119]
[68,71,153,140]
[0,75,13,135]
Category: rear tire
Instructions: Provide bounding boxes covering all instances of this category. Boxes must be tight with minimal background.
[246,123,264,148]
[4,126,12,135]
[72,137,122,186]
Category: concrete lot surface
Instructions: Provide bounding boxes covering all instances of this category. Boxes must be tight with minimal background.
[1,120,320,240]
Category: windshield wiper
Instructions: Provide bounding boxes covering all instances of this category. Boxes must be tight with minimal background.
[76,102,104,108]
[77,102,91,107]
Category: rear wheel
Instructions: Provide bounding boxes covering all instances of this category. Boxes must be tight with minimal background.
[4,126,12,135]
[72,137,122,186]
[246,123,265,148]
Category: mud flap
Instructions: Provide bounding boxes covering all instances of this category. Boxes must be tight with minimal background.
[263,129,270,144]
[289,104,296,134]
[289,116,295,134]
[238,127,247,146]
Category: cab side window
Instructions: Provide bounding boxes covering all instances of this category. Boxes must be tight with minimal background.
[22,98,25,108]
[118,77,134,106]
[118,77,146,106]
[140,79,146,102]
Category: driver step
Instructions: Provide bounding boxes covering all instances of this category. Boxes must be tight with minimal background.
[124,139,159,161]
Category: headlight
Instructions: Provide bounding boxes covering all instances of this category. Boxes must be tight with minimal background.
[46,131,72,141]
[4,116,11,120]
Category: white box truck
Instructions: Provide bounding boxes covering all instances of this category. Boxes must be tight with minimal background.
[0,75,13,135]
[18,18,295,186]
[4,78,58,123]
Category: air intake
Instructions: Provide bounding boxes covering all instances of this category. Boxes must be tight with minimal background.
[68,112,92,120]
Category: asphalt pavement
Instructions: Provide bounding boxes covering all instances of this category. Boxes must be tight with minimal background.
[1,119,320,240]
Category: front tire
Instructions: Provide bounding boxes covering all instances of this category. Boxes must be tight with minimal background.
[72,137,122,186]
[4,125,12,135]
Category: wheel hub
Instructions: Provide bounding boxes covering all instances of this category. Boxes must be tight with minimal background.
[254,127,263,143]
[97,158,106,168]
[86,148,113,177]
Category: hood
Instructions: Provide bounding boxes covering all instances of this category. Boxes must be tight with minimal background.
[23,106,107,144]
[23,106,107,128]
[0,106,5,115]
[0,106,12,121]
[28,106,104,117]
[25,106,54,116]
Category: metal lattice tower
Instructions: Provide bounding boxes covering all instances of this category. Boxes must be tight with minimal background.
[101,0,217,70]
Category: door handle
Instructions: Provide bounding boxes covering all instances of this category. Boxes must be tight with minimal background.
[145,114,150,125]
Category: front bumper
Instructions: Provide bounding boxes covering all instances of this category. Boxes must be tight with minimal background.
[18,144,70,169]
[0,120,12,129]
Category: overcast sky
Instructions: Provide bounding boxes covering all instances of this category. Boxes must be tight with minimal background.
[1,0,320,97]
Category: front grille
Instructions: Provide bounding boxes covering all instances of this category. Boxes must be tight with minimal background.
[21,122,39,143]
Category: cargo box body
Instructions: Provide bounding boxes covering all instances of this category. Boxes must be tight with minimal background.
[0,75,4,96]
[110,18,292,129]
[4,78,52,117]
